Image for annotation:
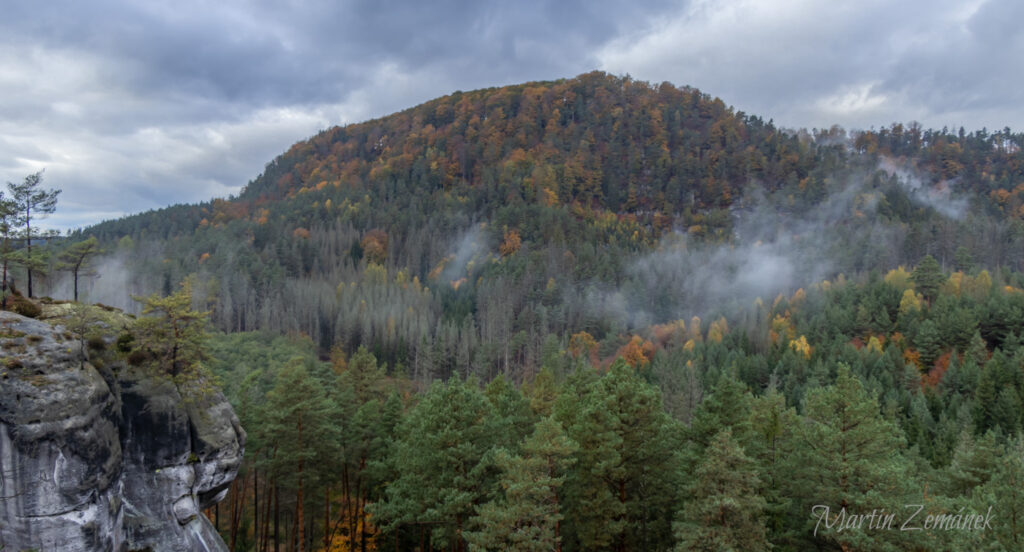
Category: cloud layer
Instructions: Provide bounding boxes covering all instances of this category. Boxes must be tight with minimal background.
[1,0,1021,229]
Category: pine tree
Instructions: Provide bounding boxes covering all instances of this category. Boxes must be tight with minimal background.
[562,361,681,551]
[55,236,102,301]
[465,417,578,552]
[6,171,59,298]
[258,358,341,552]
[673,429,769,552]
[0,190,16,309]
[787,365,917,551]
[131,279,210,377]
[911,254,944,304]
[484,375,537,451]
[372,377,504,551]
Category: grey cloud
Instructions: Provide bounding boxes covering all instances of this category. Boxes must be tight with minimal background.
[599,0,1024,131]
[1,0,680,230]
[1,0,1021,231]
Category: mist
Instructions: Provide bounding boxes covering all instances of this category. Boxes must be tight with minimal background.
[878,157,968,220]
[581,157,967,331]
[46,251,150,313]
[438,224,491,284]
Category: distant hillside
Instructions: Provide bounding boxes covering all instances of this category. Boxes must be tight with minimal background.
[88,72,821,243]
[79,72,1024,376]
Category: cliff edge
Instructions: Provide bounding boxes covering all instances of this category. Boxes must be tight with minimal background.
[0,310,245,551]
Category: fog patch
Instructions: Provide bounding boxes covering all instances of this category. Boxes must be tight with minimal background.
[48,251,151,313]
[581,172,904,330]
[438,224,492,284]
[879,157,967,220]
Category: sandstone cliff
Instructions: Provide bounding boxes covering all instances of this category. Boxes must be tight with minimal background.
[0,311,245,551]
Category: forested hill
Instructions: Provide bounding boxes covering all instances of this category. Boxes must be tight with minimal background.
[79,72,1024,376]
[239,70,804,212]
[90,71,816,241]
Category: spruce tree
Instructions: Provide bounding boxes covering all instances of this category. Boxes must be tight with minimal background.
[984,437,1024,548]
[681,372,755,476]
[944,430,1001,497]
[747,388,799,544]
[914,319,942,369]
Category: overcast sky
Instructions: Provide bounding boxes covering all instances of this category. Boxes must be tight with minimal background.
[2,0,1021,230]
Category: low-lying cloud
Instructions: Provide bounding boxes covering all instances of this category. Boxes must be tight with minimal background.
[581,154,970,330]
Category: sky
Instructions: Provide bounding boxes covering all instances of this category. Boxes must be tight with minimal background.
[2,0,1022,230]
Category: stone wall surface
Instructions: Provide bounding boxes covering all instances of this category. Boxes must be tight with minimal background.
[0,311,245,551]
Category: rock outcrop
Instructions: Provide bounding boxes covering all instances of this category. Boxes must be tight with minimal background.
[0,311,245,551]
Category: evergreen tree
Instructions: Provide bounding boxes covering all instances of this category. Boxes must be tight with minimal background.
[966,331,989,366]
[747,387,799,544]
[673,429,769,552]
[339,345,388,404]
[680,372,756,483]
[562,361,681,551]
[911,254,944,304]
[258,358,341,552]
[6,171,59,298]
[522,366,560,417]
[131,279,210,377]
[972,352,1023,436]
[944,430,1001,497]
[982,437,1024,548]
[0,190,16,309]
[686,372,754,451]
[954,246,975,273]
[787,365,917,551]
[465,417,578,552]
[915,319,942,369]
[484,375,537,451]
[55,236,102,301]
[372,377,504,551]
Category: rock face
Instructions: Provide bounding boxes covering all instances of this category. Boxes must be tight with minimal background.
[0,311,245,551]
